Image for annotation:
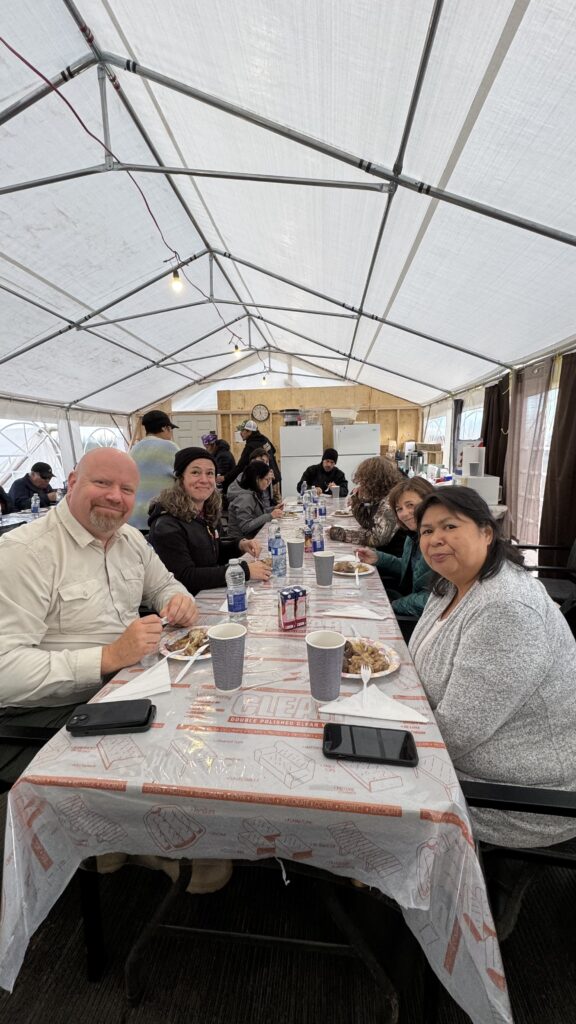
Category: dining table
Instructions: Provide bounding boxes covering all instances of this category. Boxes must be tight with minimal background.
[0,501,513,1023]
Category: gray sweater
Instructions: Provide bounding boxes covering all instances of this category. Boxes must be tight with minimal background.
[409,561,576,847]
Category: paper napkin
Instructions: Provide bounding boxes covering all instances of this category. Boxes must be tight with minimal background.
[319,686,428,724]
[101,657,172,702]
[318,605,385,621]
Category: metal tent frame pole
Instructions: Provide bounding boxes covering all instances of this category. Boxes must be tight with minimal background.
[0,165,108,197]
[98,50,576,249]
[344,0,444,376]
[214,250,512,370]
[114,163,389,192]
[0,249,208,368]
[0,52,97,127]
[254,315,451,395]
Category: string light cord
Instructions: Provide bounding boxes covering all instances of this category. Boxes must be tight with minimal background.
[0,34,247,351]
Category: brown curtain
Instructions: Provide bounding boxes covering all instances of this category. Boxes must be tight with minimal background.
[480,375,509,490]
[539,353,576,564]
[504,358,554,543]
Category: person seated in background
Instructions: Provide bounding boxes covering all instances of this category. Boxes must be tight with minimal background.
[226,447,277,509]
[328,456,404,556]
[0,448,197,785]
[297,448,348,497]
[356,477,435,617]
[410,486,576,852]
[148,447,271,594]
[226,460,284,540]
[0,484,11,514]
[8,461,58,511]
[202,431,236,486]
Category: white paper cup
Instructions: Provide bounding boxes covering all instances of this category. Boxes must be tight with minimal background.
[305,630,345,702]
[207,623,247,692]
[313,551,335,587]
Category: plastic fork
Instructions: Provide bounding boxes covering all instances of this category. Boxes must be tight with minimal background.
[360,663,372,707]
[173,643,209,684]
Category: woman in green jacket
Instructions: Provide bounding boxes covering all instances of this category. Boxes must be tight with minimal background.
[356,477,435,617]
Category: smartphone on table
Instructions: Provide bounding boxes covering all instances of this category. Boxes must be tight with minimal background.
[66,699,156,737]
[322,723,418,767]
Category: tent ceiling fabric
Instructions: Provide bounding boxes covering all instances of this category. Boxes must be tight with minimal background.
[0,0,575,416]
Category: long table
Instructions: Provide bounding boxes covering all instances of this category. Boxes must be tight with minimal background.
[0,512,513,1023]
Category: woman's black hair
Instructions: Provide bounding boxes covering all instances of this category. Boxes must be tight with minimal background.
[415,486,525,595]
[240,460,272,492]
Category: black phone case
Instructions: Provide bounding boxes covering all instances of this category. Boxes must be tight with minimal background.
[322,725,418,767]
[66,699,156,736]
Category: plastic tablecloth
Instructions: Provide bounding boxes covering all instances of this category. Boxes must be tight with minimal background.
[0,521,513,1023]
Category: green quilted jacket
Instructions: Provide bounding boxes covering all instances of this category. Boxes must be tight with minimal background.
[376,533,433,617]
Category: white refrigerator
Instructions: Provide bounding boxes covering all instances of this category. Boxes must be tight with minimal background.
[333,424,381,489]
[280,425,323,497]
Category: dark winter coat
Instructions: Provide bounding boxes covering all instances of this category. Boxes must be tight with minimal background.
[212,439,236,478]
[223,431,281,489]
[297,463,348,496]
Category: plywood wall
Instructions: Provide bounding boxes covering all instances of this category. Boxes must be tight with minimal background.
[216,385,422,462]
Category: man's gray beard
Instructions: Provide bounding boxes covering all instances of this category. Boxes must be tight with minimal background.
[89,509,122,533]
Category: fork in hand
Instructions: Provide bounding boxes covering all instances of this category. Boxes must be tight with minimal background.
[360,663,372,708]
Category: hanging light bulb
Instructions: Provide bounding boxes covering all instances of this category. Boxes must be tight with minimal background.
[234,343,241,359]
[261,373,267,386]
[171,269,183,293]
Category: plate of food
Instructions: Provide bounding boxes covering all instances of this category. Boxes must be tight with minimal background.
[333,560,375,576]
[281,510,301,519]
[160,626,211,660]
[333,509,354,518]
[342,638,400,679]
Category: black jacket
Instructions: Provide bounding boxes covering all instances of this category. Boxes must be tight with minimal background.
[0,486,11,514]
[223,431,281,489]
[212,439,236,478]
[297,463,348,496]
[8,475,55,511]
[147,503,248,595]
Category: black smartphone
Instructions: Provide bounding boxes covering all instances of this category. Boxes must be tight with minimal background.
[322,723,418,767]
[66,699,156,737]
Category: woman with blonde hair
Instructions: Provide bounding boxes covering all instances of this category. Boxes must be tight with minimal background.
[329,456,403,551]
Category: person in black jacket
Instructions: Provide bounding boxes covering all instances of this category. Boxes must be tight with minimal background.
[201,432,236,484]
[0,485,11,514]
[8,462,58,511]
[297,448,348,497]
[222,420,281,492]
[148,447,271,595]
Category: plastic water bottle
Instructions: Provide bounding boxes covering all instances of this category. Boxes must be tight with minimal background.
[271,527,287,578]
[31,493,40,516]
[318,497,327,518]
[225,559,247,620]
[300,481,308,497]
[312,521,324,552]
[268,521,281,552]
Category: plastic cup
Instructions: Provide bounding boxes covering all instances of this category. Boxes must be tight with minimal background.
[287,538,305,569]
[313,551,334,587]
[207,623,247,692]
[305,630,345,702]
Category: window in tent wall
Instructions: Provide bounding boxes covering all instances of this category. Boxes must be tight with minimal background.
[0,420,64,488]
[80,426,127,453]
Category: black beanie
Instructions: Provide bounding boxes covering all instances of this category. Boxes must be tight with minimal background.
[322,448,338,463]
[174,447,216,476]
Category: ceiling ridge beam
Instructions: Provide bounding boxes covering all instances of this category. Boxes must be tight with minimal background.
[114,163,388,191]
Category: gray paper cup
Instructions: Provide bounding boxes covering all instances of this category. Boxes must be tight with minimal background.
[306,630,345,702]
[287,538,305,568]
[207,623,247,692]
[313,551,334,587]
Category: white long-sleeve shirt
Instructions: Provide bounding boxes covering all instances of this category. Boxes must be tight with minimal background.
[0,500,189,707]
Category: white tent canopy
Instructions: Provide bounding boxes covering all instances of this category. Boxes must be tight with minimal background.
[1,0,575,417]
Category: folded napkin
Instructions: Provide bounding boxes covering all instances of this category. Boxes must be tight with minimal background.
[101,657,172,702]
[318,605,385,621]
[319,687,428,724]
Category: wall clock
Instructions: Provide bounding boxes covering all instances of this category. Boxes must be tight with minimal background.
[251,403,270,422]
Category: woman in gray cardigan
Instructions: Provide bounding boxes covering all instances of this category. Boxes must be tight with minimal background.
[410,486,576,850]
[227,461,284,540]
